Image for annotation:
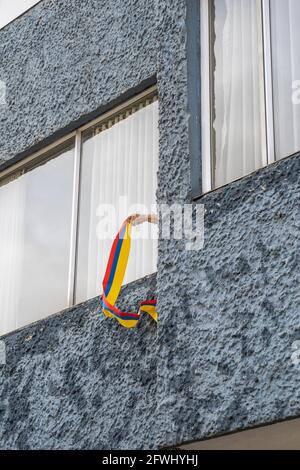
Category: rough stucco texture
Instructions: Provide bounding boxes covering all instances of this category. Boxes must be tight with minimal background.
[1,0,300,451]
[0,275,158,450]
[0,0,157,162]
[157,154,300,447]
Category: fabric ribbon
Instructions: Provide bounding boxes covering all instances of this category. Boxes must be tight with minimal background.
[102,219,158,328]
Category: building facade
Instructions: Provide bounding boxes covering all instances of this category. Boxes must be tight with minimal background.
[0,0,300,449]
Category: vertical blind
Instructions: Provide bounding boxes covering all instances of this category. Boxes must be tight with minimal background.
[271,0,300,160]
[212,0,266,188]
[207,0,300,189]
[75,98,159,304]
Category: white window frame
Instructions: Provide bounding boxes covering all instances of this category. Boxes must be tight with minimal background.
[201,0,277,193]
[0,85,158,312]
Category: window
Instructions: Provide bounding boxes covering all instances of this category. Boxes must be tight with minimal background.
[0,0,41,29]
[270,0,300,159]
[75,96,158,304]
[0,143,75,334]
[0,88,158,335]
[201,0,300,191]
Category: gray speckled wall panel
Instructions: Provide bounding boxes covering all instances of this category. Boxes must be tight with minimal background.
[1,0,300,450]
[157,154,300,447]
[0,275,158,449]
[0,0,157,162]
[153,0,300,448]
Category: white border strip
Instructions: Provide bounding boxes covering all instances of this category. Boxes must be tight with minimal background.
[200,0,212,193]
[67,130,82,307]
[262,0,276,164]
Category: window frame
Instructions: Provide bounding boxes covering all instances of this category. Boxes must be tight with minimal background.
[0,85,158,317]
[200,0,280,193]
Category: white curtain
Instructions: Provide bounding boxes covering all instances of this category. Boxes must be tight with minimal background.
[75,100,159,304]
[0,178,24,336]
[271,0,300,159]
[213,0,266,187]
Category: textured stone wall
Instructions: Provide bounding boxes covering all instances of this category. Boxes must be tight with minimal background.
[157,153,300,447]
[1,0,300,450]
[0,0,157,163]
[0,275,158,449]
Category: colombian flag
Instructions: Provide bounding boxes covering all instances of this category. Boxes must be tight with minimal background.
[102,220,158,328]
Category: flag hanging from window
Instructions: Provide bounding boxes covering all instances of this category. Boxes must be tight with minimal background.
[102,218,158,328]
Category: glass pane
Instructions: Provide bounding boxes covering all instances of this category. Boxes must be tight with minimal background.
[271,0,300,160]
[0,0,41,29]
[75,100,159,305]
[0,146,74,335]
[211,0,266,188]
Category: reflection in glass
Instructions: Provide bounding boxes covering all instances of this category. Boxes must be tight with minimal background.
[75,101,159,304]
[0,147,74,335]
